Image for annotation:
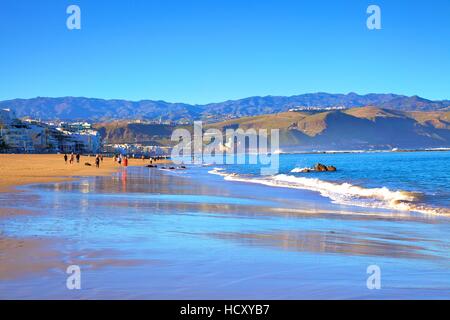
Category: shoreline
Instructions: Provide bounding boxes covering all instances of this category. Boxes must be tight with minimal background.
[207,168,450,217]
[0,154,170,193]
[205,150,450,217]
[1,152,448,218]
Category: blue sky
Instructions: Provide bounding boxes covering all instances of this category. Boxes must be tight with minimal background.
[0,0,449,104]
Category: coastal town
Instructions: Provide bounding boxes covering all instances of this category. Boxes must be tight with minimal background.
[0,108,166,156]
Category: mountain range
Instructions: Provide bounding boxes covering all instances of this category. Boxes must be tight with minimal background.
[1,93,449,123]
[94,106,450,151]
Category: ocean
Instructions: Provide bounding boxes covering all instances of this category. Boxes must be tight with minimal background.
[207,151,450,215]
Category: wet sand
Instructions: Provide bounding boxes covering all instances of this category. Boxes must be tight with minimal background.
[0,236,64,281]
[0,154,170,284]
[0,166,449,299]
[0,235,157,281]
[0,154,169,192]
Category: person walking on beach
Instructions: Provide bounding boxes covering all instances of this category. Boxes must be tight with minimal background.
[95,154,100,168]
[118,154,122,166]
[76,153,80,163]
[69,153,74,164]
[64,154,68,164]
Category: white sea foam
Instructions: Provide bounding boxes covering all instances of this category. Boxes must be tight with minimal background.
[290,167,312,173]
[208,168,227,176]
[208,169,449,216]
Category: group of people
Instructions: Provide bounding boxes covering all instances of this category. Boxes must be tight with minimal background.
[113,154,128,167]
[63,153,81,165]
[63,153,103,168]
[62,153,166,168]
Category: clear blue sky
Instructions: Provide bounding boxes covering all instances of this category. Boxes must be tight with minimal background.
[1,0,449,104]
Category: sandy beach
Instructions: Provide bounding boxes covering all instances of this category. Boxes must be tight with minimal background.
[0,165,448,299]
[0,154,169,283]
[0,154,169,192]
[0,154,449,299]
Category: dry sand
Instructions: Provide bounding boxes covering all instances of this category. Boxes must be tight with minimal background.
[0,154,169,192]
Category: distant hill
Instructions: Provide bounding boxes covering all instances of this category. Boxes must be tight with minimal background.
[208,107,450,151]
[1,93,449,123]
[95,107,450,151]
[94,121,176,146]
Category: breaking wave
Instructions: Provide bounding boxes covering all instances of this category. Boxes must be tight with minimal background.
[208,169,449,216]
[291,167,312,173]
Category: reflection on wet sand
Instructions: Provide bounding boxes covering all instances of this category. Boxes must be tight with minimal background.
[0,235,158,281]
[0,236,62,280]
[0,207,35,218]
[25,168,446,224]
[204,230,442,260]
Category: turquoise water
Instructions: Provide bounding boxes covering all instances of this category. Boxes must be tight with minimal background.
[207,151,450,214]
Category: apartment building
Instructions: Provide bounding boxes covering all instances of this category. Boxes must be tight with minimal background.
[0,109,101,154]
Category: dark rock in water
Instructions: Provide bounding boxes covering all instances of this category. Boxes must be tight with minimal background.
[146,165,158,168]
[180,166,186,169]
[85,162,92,166]
[313,163,337,172]
[314,163,328,172]
[169,167,176,170]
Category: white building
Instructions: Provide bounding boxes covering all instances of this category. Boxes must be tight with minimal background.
[1,109,35,152]
[0,108,101,154]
